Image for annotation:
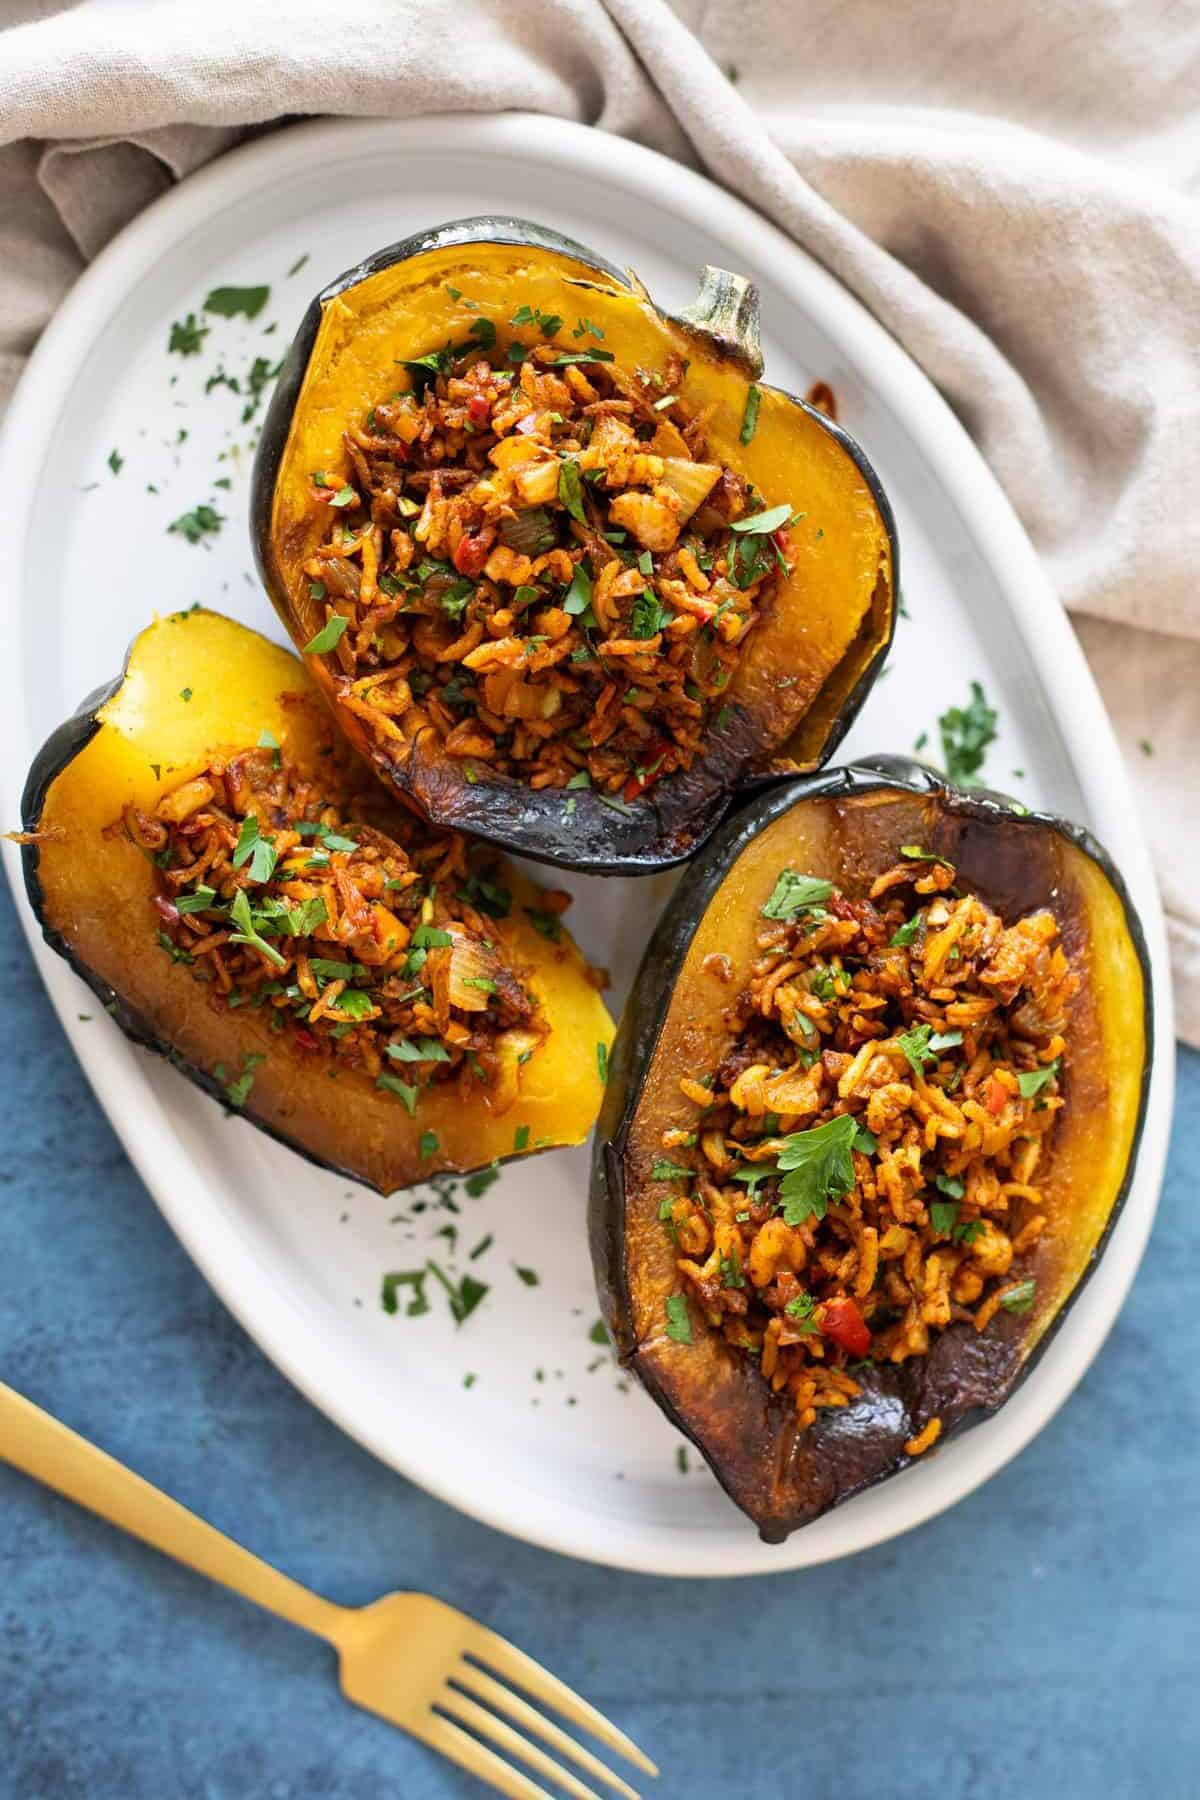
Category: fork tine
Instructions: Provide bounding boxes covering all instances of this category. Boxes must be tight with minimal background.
[408,1711,556,1800]
[462,1625,658,1777]
[452,1662,641,1800]
[438,1689,605,1800]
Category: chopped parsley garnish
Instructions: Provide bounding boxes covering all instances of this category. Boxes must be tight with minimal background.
[573,318,606,340]
[168,313,208,355]
[562,561,593,617]
[784,1292,820,1332]
[558,457,586,523]
[524,907,562,941]
[227,889,286,968]
[168,504,224,546]
[381,1268,430,1318]
[176,885,217,915]
[257,728,281,769]
[664,1293,692,1344]
[773,1114,858,1224]
[418,1130,439,1160]
[589,1318,609,1345]
[897,1024,961,1076]
[388,1036,451,1064]
[376,1073,419,1114]
[740,384,762,443]
[730,502,792,535]
[762,869,833,921]
[513,1265,539,1287]
[1000,1279,1036,1315]
[652,1159,692,1183]
[231,814,277,884]
[596,1041,609,1084]
[203,283,271,320]
[938,679,998,787]
[930,1200,959,1234]
[935,1172,965,1199]
[107,448,123,476]
[468,317,497,349]
[629,590,671,639]
[514,1124,531,1152]
[427,1261,489,1326]
[890,914,923,947]
[550,349,615,366]
[719,1249,745,1290]
[222,1052,265,1109]
[1017,1059,1061,1099]
[303,614,349,655]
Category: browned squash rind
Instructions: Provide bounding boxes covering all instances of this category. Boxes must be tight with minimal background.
[590,757,1152,1539]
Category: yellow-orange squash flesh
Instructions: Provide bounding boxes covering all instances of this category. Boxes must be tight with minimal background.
[23,610,614,1195]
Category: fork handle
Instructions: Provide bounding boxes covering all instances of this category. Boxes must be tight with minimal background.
[0,1382,347,1644]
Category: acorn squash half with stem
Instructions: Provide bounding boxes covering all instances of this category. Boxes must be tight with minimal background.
[21,609,614,1196]
[591,758,1151,1539]
[253,217,896,874]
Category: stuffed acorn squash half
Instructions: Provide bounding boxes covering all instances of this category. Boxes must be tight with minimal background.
[591,758,1151,1539]
[253,218,895,874]
[21,609,613,1195]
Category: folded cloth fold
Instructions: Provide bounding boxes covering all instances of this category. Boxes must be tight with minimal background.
[1,0,1195,1036]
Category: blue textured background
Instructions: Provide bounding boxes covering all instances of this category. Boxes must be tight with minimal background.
[2,872,1197,1800]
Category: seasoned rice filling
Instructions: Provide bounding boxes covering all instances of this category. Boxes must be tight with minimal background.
[302,325,798,802]
[125,742,547,1107]
[659,849,1076,1438]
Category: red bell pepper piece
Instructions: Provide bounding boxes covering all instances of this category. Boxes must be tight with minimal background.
[453,533,489,578]
[984,1075,1008,1115]
[467,393,491,427]
[622,740,672,804]
[819,1296,872,1358]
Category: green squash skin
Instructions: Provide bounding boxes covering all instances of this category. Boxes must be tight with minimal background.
[590,757,1153,1540]
[252,216,898,876]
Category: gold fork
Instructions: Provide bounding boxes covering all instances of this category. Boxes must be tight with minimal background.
[0,1381,656,1798]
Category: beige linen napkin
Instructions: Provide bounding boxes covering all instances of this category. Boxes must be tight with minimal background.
[2,0,1196,1037]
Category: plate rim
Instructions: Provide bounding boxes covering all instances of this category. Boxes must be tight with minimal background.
[0,110,1174,1577]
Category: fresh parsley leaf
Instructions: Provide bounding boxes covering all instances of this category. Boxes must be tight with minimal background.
[1000,1279,1036,1315]
[176,885,217,915]
[558,457,586,523]
[376,1073,419,1113]
[168,313,208,356]
[303,614,349,654]
[652,1159,692,1182]
[664,1293,692,1344]
[890,914,923,948]
[468,317,497,349]
[938,679,998,787]
[223,1052,265,1109]
[1018,1059,1061,1098]
[775,1114,858,1225]
[563,561,592,617]
[168,504,223,545]
[852,1124,878,1155]
[762,869,833,921]
[204,284,270,320]
[231,815,277,884]
[381,1268,431,1318]
[387,1037,451,1064]
[935,1172,965,1199]
[228,889,286,968]
[729,502,792,535]
[954,1218,986,1246]
[524,907,562,941]
[930,1199,959,1234]
[411,923,452,950]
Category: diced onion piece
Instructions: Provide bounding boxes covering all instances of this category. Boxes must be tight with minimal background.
[657,458,722,524]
